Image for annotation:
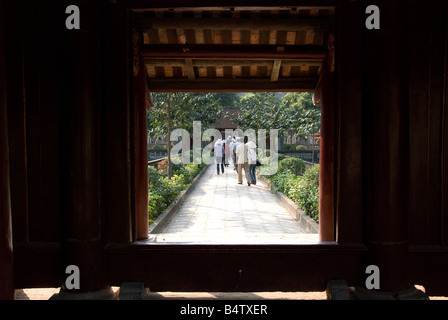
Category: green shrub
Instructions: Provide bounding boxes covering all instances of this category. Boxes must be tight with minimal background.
[288,180,319,222]
[277,153,287,161]
[302,164,320,185]
[151,144,167,150]
[148,175,183,224]
[148,165,161,184]
[287,164,320,222]
[278,157,306,175]
[269,171,294,194]
[184,163,203,178]
[148,192,166,223]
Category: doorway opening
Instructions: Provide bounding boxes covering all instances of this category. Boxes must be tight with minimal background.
[145,91,321,243]
[131,6,336,244]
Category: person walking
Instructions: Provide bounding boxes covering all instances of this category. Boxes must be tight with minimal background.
[246,140,257,185]
[236,136,251,186]
[223,139,230,167]
[229,137,235,168]
[214,139,224,175]
[232,136,240,172]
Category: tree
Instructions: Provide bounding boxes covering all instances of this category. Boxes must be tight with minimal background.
[228,93,292,151]
[228,92,320,161]
[148,92,223,136]
[281,92,320,137]
[147,92,224,176]
[232,92,285,132]
[281,92,321,163]
[214,92,240,108]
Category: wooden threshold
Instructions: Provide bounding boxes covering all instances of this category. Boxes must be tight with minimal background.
[105,241,367,292]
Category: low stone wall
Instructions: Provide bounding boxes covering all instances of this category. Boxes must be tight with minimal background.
[257,174,319,234]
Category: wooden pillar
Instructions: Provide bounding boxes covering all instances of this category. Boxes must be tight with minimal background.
[0,0,15,299]
[132,30,149,241]
[318,37,336,242]
[103,2,133,244]
[363,0,411,292]
[335,0,364,246]
[59,0,108,293]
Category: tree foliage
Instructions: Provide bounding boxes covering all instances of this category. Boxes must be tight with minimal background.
[229,92,320,138]
[231,92,285,131]
[214,92,240,108]
[281,92,321,138]
[147,92,224,138]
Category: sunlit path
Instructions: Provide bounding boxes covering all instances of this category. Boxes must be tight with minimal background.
[150,164,319,244]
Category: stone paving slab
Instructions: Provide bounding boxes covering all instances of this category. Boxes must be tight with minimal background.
[150,164,319,244]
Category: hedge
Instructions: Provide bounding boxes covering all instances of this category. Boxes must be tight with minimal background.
[278,157,306,176]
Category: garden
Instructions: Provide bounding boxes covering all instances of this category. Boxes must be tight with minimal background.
[147,91,321,225]
[258,156,320,223]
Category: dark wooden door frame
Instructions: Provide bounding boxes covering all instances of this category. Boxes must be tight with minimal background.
[1,0,371,294]
[0,0,15,300]
[103,0,367,293]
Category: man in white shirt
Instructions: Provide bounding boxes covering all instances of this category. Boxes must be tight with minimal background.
[236,136,251,186]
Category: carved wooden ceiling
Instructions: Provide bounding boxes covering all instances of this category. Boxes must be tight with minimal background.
[131,6,335,91]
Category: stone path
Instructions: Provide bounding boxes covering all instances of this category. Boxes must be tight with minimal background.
[150,163,319,244]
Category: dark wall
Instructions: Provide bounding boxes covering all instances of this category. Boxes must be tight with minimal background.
[3,0,138,291]
[4,0,63,288]
[0,0,14,300]
[407,3,448,247]
[406,1,448,293]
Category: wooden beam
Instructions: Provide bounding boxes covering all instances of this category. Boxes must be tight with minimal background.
[142,44,327,60]
[145,58,322,67]
[105,242,365,292]
[147,77,317,92]
[121,0,337,10]
[135,17,333,32]
[271,59,282,81]
[184,58,196,81]
[131,6,336,12]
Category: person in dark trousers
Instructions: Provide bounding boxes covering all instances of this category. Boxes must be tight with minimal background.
[236,136,251,186]
[232,136,240,172]
[214,139,224,175]
[223,138,230,167]
[247,140,257,185]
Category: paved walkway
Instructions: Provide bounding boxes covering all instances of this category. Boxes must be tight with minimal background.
[150,163,319,244]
